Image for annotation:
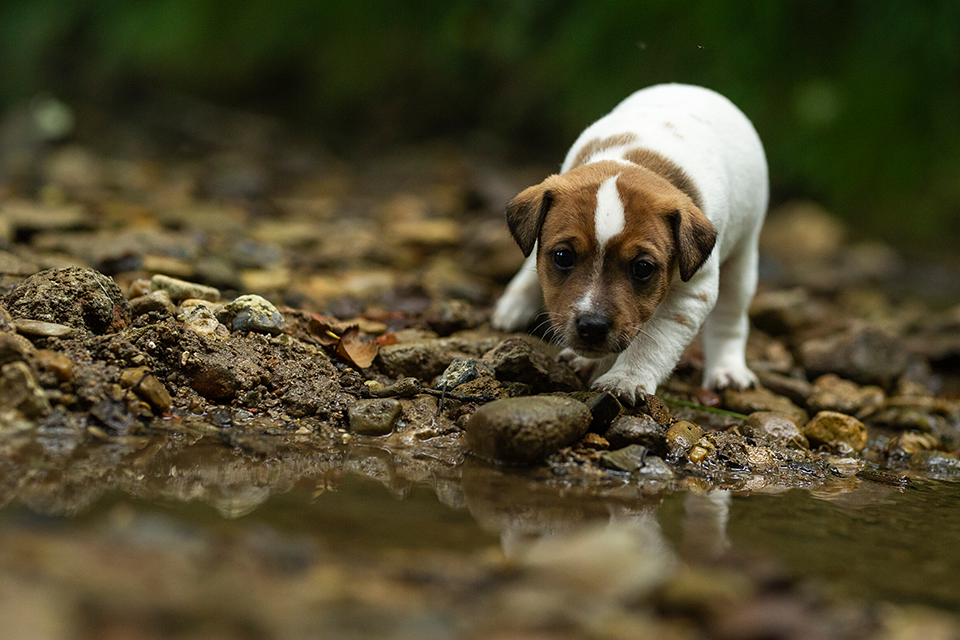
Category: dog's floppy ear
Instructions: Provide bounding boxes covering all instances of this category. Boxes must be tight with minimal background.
[506,184,554,257]
[670,205,717,282]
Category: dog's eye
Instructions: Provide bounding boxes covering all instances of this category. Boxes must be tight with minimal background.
[552,248,576,272]
[631,259,656,283]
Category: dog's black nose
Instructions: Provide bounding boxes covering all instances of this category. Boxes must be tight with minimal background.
[576,314,610,345]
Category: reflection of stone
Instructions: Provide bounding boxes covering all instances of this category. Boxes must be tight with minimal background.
[207,485,271,519]
[0,360,50,422]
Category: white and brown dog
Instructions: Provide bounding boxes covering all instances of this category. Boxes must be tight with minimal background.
[492,83,768,404]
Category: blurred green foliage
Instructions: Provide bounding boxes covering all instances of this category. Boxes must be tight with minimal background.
[1,0,959,248]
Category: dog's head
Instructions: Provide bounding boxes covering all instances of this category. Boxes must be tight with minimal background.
[506,160,716,357]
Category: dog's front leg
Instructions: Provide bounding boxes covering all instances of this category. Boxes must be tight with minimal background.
[592,267,718,405]
[492,252,544,332]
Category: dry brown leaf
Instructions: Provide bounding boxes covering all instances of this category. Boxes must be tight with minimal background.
[307,315,344,346]
[336,325,379,368]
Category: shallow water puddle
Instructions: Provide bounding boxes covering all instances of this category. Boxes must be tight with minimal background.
[719,481,960,609]
[2,447,960,637]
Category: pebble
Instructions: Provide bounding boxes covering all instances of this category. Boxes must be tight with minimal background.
[347,399,402,436]
[127,278,152,298]
[743,444,775,469]
[640,456,675,479]
[136,374,173,413]
[800,326,910,388]
[872,407,940,432]
[119,366,172,413]
[150,274,221,302]
[587,391,623,433]
[865,396,949,433]
[12,319,74,338]
[579,432,609,450]
[366,377,423,398]
[759,200,846,264]
[434,357,494,391]
[0,360,51,420]
[186,356,241,402]
[600,444,649,472]
[688,438,717,463]
[3,266,130,335]
[640,393,674,426]
[179,298,225,317]
[182,305,229,339]
[893,431,940,454]
[665,420,704,455]
[424,299,481,336]
[907,450,960,476]
[749,287,827,336]
[1,199,90,233]
[0,332,35,365]
[481,337,582,393]
[0,306,13,333]
[119,366,150,388]
[723,387,808,424]
[743,411,809,448]
[807,374,884,415]
[33,349,73,382]
[216,294,286,335]
[466,395,591,465]
[0,249,39,276]
[129,289,177,317]
[755,371,813,405]
[802,411,868,453]
[604,415,667,456]
[376,333,501,379]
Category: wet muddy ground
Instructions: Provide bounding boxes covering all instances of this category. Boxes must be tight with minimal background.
[3,99,960,638]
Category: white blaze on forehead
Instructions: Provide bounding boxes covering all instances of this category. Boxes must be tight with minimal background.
[574,289,595,314]
[594,174,625,247]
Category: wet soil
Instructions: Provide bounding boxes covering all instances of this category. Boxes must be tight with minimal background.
[3,100,960,638]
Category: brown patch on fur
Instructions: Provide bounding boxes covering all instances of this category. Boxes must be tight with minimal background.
[623,148,703,211]
[669,207,716,282]
[506,157,717,356]
[570,133,639,169]
[671,313,689,326]
[534,161,686,355]
[506,185,554,257]
[697,292,710,303]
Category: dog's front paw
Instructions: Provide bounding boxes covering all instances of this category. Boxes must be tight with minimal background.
[703,363,758,391]
[491,294,541,332]
[592,369,657,407]
[557,348,601,384]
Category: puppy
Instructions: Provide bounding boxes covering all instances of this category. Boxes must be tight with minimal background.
[492,83,768,404]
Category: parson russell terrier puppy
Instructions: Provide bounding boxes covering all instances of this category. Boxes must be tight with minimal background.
[492,84,768,404]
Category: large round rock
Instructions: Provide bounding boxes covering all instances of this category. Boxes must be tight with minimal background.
[3,267,129,335]
[466,395,591,465]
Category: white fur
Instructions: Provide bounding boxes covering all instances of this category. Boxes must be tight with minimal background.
[574,290,595,314]
[594,175,625,247]
[493,84,768,403]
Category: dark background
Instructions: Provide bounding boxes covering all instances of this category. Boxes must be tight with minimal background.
[2,0,958,252]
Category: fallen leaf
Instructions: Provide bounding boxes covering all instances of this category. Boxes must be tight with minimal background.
[336,325,379,368]
[308,314,344,346]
